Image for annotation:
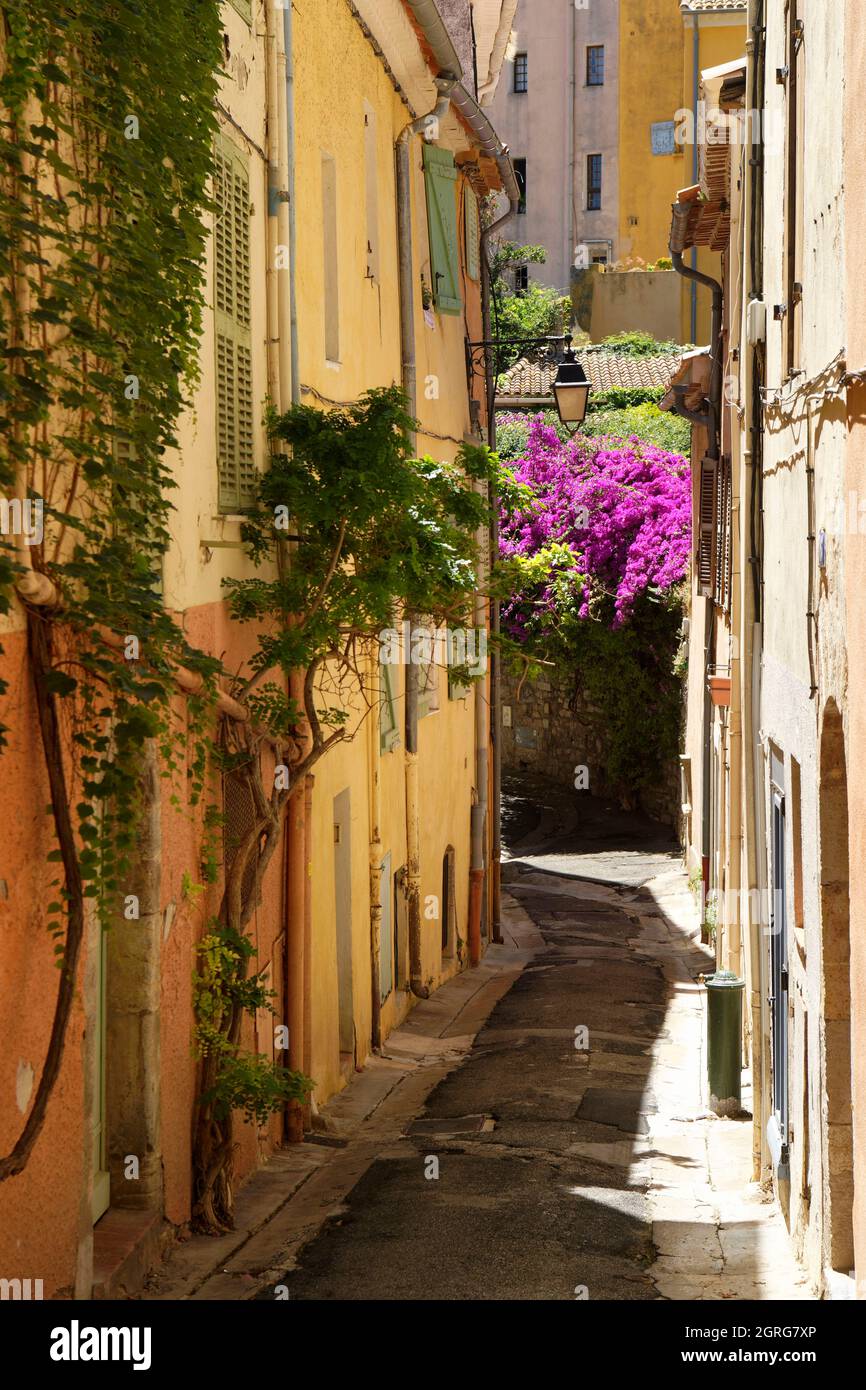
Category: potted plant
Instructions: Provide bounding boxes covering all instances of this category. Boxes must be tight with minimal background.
[708,668,731,707]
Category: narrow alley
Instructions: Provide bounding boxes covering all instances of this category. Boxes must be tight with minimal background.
[143,781,806,1303]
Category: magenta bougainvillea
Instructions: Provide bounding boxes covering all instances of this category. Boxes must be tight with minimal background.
[499,415,691,634]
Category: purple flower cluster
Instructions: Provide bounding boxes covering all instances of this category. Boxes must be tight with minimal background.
[500,414,691,630]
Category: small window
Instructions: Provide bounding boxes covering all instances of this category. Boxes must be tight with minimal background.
[586,45,605,87]
[514,53,528,93]
[514,264,529,292]
[513,157,527,214]
[586,153,602,211]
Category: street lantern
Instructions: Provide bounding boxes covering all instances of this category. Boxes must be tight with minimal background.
[552,340,590,430]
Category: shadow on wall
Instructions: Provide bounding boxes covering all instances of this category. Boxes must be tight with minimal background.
[572,266,681,343]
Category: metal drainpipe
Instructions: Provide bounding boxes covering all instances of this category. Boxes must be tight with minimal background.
[690,15,700,343]
[395,83,455,999]
[275,0,307,1135]
[282,0,300,406]
[482,196,520,945]
[671,232,724,930]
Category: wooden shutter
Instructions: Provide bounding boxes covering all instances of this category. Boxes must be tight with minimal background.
[716,454,733,611]
[214,133,256,513]
[697,455,718,597]
[423,145,461,315]
[380,660,400,752]
[229,0,252,23]
[465,185,480,282]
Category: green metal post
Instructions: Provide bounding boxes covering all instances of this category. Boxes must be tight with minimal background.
[706,970,746,1116]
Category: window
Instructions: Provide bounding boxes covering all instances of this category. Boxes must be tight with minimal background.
[586,154,602,211]
[214,133,256,512]
[514,264,529,292]
[321,153,340,360]
[422,144,462,314]
[514,52,528,93]
[363,104,379,282]
[586,45,604,86]
[464,185,481,282]
[513,157,527,214]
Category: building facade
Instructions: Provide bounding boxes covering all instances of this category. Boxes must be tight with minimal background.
[672,0,859,1296]
[487,0,745,344]
[0,0,515,1299]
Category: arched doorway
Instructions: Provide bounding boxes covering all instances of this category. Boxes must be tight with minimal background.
[818,700,854,1275]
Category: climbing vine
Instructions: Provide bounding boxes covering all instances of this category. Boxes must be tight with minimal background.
[190,387,496,1232]
[0,0,224,1181]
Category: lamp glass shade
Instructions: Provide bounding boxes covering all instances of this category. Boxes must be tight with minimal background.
[552,359,590,426]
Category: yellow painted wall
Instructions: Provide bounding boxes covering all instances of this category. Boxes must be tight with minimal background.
[294,0,485,1104]
[679,16,748,344]
[617,4,746,347]
[618,0,685,268]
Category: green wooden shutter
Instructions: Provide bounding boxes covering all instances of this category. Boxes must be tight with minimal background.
[465,185,480,282]
[229,0,252,23]
[423,145,461,316]
[380,660,400,752]
[214,133,256,513]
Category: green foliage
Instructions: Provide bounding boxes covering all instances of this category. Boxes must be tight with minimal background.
[496,402,691,461]
[488,240,571,374]
[582,402,691,456]
[193,927,312,1127]
[0,0,225,929]
[502,588,684,805]
[228,387,496,713]
[598,331,683,357]
[588,386,664,411]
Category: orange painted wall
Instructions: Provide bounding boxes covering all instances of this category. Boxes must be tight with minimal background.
[0,627,85,1297]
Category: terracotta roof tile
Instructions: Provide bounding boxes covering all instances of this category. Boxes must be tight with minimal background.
[496,349,683,403]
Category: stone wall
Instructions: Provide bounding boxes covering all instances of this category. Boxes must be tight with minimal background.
[501,664,681,830]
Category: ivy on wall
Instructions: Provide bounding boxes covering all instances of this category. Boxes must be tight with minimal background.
[0,0,226,1181]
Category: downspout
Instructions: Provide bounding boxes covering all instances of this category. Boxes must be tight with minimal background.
[469,530,488,967]
[282,0,300,406]
[368,646,383,1049]
[746,0,768,1182]
[671,207,724,924]
[481,193,519,946]
[395,81,455,999]
[477,0,519,104]
[272,0,306,1136]
[690,15,700,343]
